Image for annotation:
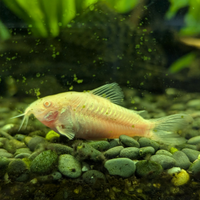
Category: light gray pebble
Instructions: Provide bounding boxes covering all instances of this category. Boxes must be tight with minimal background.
[182,148,200,162]
[139,146,155,157]
[187,136,200,145]
[150,155,176,169]
[109,139,119,148]
[139,137,159,151]
[172,151,191,169]
[87,141,110,151]
[104,158,136,178]
[119,135,140,147]
[82,170,106,185]
[120,147,139,159]
[104,146,124,158]
[156,150,173,157]
[58,154,82,178]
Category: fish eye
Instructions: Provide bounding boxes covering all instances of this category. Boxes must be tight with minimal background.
[43,101,52,108]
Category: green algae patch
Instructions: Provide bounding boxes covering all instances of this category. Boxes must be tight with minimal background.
[30,150,58,174]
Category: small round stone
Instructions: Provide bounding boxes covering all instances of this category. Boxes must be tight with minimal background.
[109,139,119,148]
[30,150,58,174]
[156,150,173,157]
[136,160,163,178]
[104,146,124,158]
[104,158,136,178]
[82,170,105,185]
[87,141,110,151]
[7,159,27,176]
[27,136,46,151]
[182,148,200,162]
[187,136,200,145]
[58,154,82,178]
[139,146,155,157]
[73,143,104,162]
[46,143,73,155]
[150,155,176,169]
[120,147,139,159]
[172,151,191,170]
[189,160,200,180]
[138,137,159,151]
[119,135,140,147]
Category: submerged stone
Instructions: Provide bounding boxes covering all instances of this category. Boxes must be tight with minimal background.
[136,160,163,179]
[119,135,140,147]
[58,154,81,178]
[30,150,58,174]
[104,158,136,178]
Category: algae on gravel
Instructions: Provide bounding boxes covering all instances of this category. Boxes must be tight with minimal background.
[30,150,58,174]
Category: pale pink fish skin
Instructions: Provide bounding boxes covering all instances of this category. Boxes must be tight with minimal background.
[24,91,154,140]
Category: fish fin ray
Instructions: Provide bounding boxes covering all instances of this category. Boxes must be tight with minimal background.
[90,83,124,105]
[150,114,193,145]
[56,125,75,140]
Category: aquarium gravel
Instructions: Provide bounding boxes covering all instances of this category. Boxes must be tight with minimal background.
[0,87,200,200]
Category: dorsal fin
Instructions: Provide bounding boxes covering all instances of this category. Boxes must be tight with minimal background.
[89,83,124,105]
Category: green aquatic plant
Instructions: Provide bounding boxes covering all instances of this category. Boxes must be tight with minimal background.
[166,0,200,36]
[2,0,139,37]
[166,0,200,73]
[169,52,197,73]
[0,19,10,41]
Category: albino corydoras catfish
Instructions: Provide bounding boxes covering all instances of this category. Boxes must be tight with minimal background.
[13,83,193,144]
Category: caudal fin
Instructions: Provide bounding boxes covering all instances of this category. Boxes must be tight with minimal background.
[149,114,193,145]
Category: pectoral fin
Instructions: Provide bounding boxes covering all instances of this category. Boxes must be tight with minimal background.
[56,124,75,140]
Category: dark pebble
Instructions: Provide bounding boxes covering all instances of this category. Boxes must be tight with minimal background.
[27,136,46,151]
[87,141,110,151]
[109,139,119,148]
[136,160,163,179]
[138,137,159,151]
[82,170,106,185]
[119,135,140,147]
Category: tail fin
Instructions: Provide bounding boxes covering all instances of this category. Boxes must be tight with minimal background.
[149,114,193,145]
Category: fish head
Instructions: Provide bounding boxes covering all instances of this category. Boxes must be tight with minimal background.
[25,95,60,126]
[13,94,62,130]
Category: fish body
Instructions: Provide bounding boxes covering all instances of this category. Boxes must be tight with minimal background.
[14,83,193,144]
